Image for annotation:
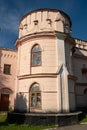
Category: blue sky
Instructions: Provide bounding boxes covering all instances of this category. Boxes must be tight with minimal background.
[0,0,87,49]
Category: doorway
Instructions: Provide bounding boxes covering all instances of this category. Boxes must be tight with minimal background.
[0,94,9,111]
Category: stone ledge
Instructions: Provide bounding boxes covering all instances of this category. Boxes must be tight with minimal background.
[7,112,82,126]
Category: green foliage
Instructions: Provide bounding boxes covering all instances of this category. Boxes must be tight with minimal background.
[0,113,7,122]
[80,113,87,123]
[0,124,55,130]
[81,114,87,123]
[0,114,56,130]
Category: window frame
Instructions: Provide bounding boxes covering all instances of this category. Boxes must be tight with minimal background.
[3,64,11,75]
[30,83,41,109]
[31,44,41,67]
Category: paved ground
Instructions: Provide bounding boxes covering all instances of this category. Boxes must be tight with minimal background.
[53,124,87,130]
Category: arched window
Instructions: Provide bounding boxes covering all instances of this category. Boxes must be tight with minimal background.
[31,44,41,66]
[30,83,41,108]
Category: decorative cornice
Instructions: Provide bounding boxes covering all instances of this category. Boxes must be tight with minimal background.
[68,74,77,80]
[76,83,87,86]
[55,31,67,40]
[18,72,77,80]
[73,54,87,59]
[15,31,56,47]
[18,73,57,80]
[43,91,57,93]
[20,8,72,26]
[74,38,87,50]
[0,47,17,52]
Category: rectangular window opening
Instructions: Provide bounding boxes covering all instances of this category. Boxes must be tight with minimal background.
[3,64,11,75]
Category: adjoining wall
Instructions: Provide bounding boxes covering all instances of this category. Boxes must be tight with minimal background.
[72,39,87,109]
[68,78,76,111]
[0,48,17,110]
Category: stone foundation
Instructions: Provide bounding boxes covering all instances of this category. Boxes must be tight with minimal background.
[7,112,82,126]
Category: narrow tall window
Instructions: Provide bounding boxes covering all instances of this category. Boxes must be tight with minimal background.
[82,64,87,81]
[30,83,41,108]
[31,44,41,66]
[3,64,11,74]
[84,89,87,95]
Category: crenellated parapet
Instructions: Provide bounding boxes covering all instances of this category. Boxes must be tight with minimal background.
[0,47,17,59]
[75,38,87,50]
[19,9,71,38]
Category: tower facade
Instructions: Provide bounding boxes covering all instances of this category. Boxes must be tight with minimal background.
[0,9,87,113]
[15,9,76,113]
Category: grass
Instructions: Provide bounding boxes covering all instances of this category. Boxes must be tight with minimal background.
[80,113,87,123]
[1,112,87,129]
[0,113,56,130]
[0,125,55,130]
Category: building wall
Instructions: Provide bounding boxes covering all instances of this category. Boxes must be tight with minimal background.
[68,78,76,111]
[18,36,57,76]
[15,33,60,112]
[0,9,86,112]
[15,77,58,112]
[15,9,75,113]
[0,48,17,110]
[72,39,87,109]
[65,39,76,111]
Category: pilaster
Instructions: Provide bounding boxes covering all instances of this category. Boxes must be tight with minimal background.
[56,32,70,112]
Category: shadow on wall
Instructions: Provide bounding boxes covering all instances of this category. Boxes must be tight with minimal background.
[14,93,27,113]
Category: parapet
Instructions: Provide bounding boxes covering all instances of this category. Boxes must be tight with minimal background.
[19,9,72,38]
[75,39,87,50]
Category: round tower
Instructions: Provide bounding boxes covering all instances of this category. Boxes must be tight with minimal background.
[18,8,71,38]
[15,9,72,113]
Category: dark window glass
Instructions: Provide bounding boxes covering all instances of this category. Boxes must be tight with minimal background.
[31,45,41,66]
[3,64,11,74]
[82,68,87,81]
[84,89,87,94]
[30,83,41,108]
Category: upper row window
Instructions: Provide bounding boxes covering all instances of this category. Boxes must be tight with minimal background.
[31,44,41,67]
[3,64,11,74]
